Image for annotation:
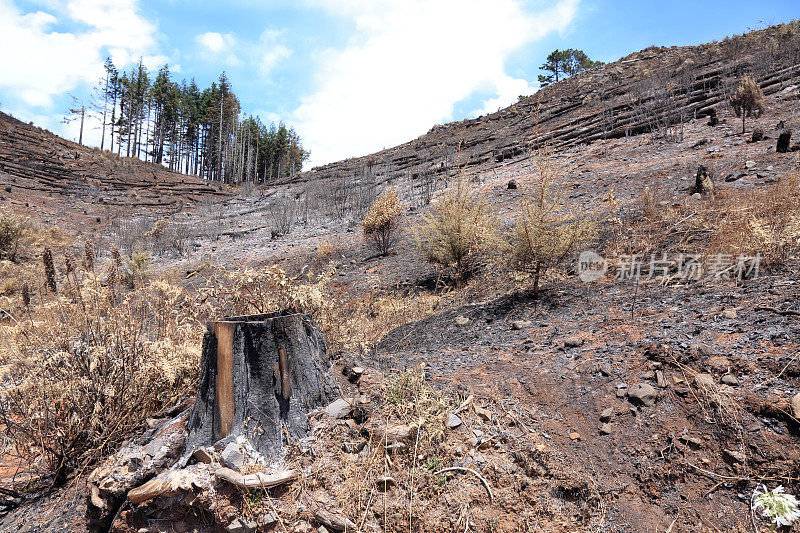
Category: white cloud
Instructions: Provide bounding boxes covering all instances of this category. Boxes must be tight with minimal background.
[195,32,240,66]
[294,0,578,167]
[258,30,292,77]
[472,75,537,117]
[196,32,229,53]
[0,0,160,109]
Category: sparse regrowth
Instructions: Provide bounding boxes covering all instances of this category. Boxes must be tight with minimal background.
[511,147,596,297]
[363,187,402,255]
[729,75,765,133]
[752,484,800,528]
[412,181,497,277]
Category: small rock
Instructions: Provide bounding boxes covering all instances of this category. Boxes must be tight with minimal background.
[628,383,658,407]
[615,389,627,398]
[447,413,463,429]
[721,374,739,386]
[655,370,667,388]
[694,373,715,390]
[192,447,213,465]
[474,405,492,421]
[569,432,581,441]
[690,192,702,200]
[745,160,756,169]
[221,442,245,471]
[766,165,774,171]
[790,392,800,419]
[599,363,612,377]
[511,320,532,331]
[600,407,613,422]
[642,370,655,380]
[507,179,518,190]
[324,398,353,419]
[376,476,396,490]
[721,308,737,319]
[258,513,277,527]
[599,423,612,435]
[563,336,584,348]
[455,315,470,326]
[534,443,546,452]
[723,449,746,464]
[227,518,255,533]
[751,128,764,142]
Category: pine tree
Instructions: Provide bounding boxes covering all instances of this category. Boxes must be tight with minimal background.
[730,75,765,134]
[539,49,603,87]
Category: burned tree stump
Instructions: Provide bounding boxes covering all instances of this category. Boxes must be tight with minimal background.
[777,129,792,153]
[185,311,338,459]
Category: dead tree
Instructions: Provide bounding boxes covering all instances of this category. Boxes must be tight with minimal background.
[185,311,338,459]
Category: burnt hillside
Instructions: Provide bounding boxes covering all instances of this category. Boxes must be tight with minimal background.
[0,111,228,227]
[298,22,800,188]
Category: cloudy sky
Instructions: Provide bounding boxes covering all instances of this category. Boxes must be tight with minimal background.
[0,0,797,168]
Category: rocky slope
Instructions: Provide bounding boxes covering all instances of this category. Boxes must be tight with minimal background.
[298,22,800,188]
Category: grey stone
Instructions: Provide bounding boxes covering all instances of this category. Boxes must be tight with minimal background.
[693,373,715,390]
[721,308,737,319]
[512,320,532,330]
[259,513,278,527]
[627,383,658,407]
[655,370,667,388]
[721,374,739,386]
[447,413,463,429]
[600,407,613,422]
[563,336,584,348]
[723,449,746,464]
[791,392,800,419]
[455,315,470,326]
[221,442,245,470]
[599,423,613,435]
[325,398,353,419]
[745,160,756,169]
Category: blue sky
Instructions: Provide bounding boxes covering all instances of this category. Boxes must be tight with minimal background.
[0,0,797,168]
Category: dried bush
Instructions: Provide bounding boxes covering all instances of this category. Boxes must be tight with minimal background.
[0,260,204,486]
[363,188,402,255]
[412,182,497,277]
[269,198,296,237]
[0,208,26,261]
[710,172,800,264]
[729,75,765,134]
[511,145,596,297]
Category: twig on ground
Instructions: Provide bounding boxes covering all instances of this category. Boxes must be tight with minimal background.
[435,467,494,503]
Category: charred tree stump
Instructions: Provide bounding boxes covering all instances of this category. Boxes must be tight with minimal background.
[185,311,338,459]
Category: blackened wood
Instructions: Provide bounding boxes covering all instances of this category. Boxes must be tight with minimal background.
[185,311,337,459]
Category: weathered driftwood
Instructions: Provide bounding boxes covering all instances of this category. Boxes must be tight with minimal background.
[215,466,299,489]
[185,311,338,459]
[127,469,205,504]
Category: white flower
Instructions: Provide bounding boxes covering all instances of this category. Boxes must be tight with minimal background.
[753,484,800,527]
